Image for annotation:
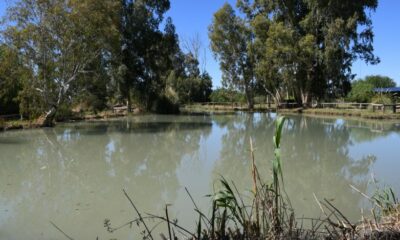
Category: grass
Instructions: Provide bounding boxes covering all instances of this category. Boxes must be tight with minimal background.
[278,108,400,120]
[0,118,37,130]
[182,103,400,120]
[181,103,272,113]
[0,110,130,131]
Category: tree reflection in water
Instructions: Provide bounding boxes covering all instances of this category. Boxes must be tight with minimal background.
[0,113,398,239]
[0,115,213,239]
[212,113,398,223]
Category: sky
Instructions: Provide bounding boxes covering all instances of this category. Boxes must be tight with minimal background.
[1,0,399,88]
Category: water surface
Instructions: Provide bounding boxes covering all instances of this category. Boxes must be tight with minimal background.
[0,113,399,239]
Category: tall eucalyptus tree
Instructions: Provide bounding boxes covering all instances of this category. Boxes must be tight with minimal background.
[2,0,120,125]
[212,0,379,106]
[209,3,256,109]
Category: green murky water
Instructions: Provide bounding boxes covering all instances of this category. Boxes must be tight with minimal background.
[0,113,399,239]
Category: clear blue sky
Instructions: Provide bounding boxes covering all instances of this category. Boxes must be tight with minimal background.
[1,0,399,87]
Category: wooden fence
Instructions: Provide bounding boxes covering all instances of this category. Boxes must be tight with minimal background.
[316,102,400,113]
[185,101,400,113]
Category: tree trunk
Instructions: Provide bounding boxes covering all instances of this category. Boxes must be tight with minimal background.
[301,90,309,107]
[244,86,254,110]
[127,88,132,113]
[37,106,57,127]
[262,85,281,108]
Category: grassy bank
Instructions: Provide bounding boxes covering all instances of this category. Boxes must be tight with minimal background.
[279,108,400,120]
[0,118,39,131]
[0,110,130,131]
[181,103,272,114]
[181,103,400,121]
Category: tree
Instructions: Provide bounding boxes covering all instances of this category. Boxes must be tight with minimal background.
[3,0,120,125]
[210,88,245,103]
[364,75,396,88]
[347,75,396,103]
[0,45,27,115]
[233,0,379,106]
[209,3,256,109]
[119,0,176,112]
[347,80,374,103]
[72,0,121,113]
[167,53,212,104]
[197,72,213,102]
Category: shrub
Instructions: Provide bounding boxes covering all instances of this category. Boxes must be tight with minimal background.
[210,88,246,103]
[150,95,180,114]
[54,104,73,121]
[347,81,374,103]
[371,95,392,105]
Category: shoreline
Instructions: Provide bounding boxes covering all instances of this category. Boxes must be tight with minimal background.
[182,104,400,121]
[2,106,400,132]
[278,108,400,120]
[0,111,130,132]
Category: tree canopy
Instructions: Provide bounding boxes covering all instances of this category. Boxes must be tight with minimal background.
[0,0,385,122]
[347,75,397,103]
[209,0,380,107]
[0,0,212,124]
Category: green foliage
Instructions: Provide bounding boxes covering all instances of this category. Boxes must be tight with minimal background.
[209,3,255,109]
[365,75,396,88]
[213,178,246,226]
[347,80,375,103]
[208,116,290,237]
[371,95,392,105]
[1,0,194,118]
[0,45,26,115]
[215,0,380,105]
[167,54,213,104]
[210,88,246,103]
[150,94,180,114]
[0,0,382,120]
[54,104,73,121]
[119,0,179,111]
[2,0,120,123]
[372,186,399,215]
[348,75,397,103]
[17,83,45,119]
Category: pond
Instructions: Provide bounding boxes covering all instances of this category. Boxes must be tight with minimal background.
[0,113,399,239]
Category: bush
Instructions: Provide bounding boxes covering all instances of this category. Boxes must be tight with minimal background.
[18,86,45,119]
[347,75,397,103]
[150,95,180,114]
[347,81,374,103]
[210,88,246,103]
[371,95,392,105]
[54,104,73,121]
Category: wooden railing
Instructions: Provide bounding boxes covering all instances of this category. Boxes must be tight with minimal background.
[184,101,400,113]
[317,102,400,113]
[319,102,370,109]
